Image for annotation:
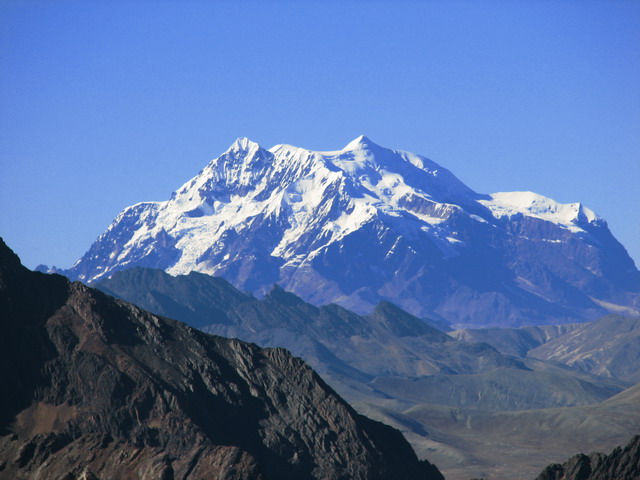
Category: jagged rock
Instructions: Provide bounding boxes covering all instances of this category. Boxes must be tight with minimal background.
[0,238,442,480]
[535,435,640,480]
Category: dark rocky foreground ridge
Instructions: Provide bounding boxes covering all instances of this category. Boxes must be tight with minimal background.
[535,435,640,480]
[0,238,442,480]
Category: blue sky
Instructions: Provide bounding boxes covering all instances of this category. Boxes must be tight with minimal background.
[1,1,639,268]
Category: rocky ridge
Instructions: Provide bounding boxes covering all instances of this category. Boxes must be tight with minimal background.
[0,237,441,480]
[535,435,640,480]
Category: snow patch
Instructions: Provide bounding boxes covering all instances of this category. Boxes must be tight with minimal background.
[481,191,600,228]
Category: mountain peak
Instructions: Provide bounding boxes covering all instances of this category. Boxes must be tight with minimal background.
[371,301,450,339]
[1,238,438,480]
[227,136,262,153]
[63,137,640,327]
[343,134,379,151]
[266,284,308,307]
[481,191,602,227]
[0,237,22,271]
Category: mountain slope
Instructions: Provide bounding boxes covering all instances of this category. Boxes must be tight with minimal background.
[94,266,638,480]
[535,435,640,480]
[400,382,640,480]
[452,315,640,385]
[367,357,627,411]
[97,268,521,379]
[0,238,441,480]
[56,137,640,328]
[450,324,581,357]
[528,315,640,382]
[96,267,628,413]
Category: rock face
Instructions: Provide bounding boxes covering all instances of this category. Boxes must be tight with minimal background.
[535,435,640,480]
[0,238,442,480]
[53,136,640,328]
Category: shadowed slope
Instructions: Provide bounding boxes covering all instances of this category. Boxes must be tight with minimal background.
[0,238,441,480]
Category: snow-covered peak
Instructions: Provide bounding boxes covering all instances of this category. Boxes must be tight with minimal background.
[342,134,378,151]
[275,137,478,207]
[481,191,601,228]
[64,135,638,329]
[119,138,604,237]
[227,137,262,153]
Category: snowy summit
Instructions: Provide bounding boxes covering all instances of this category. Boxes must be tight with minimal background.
[60,136,639,328]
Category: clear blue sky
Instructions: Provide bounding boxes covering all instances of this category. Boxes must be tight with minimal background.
[1,1,639,269]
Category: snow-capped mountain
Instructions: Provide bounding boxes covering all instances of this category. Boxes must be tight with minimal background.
[58,136,640,327]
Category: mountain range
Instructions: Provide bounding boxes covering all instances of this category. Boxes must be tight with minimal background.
[0,237,442,480]
[97,268,628,409]
[22,134,640,479]
[402,382,640,480]
[96,266,638,480]
[44,136,640,328]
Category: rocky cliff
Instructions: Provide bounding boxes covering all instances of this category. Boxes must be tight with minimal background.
[0,238,442,480]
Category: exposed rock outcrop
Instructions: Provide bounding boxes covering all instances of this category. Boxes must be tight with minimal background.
[0,238,442,480]
[535,435,640,480]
